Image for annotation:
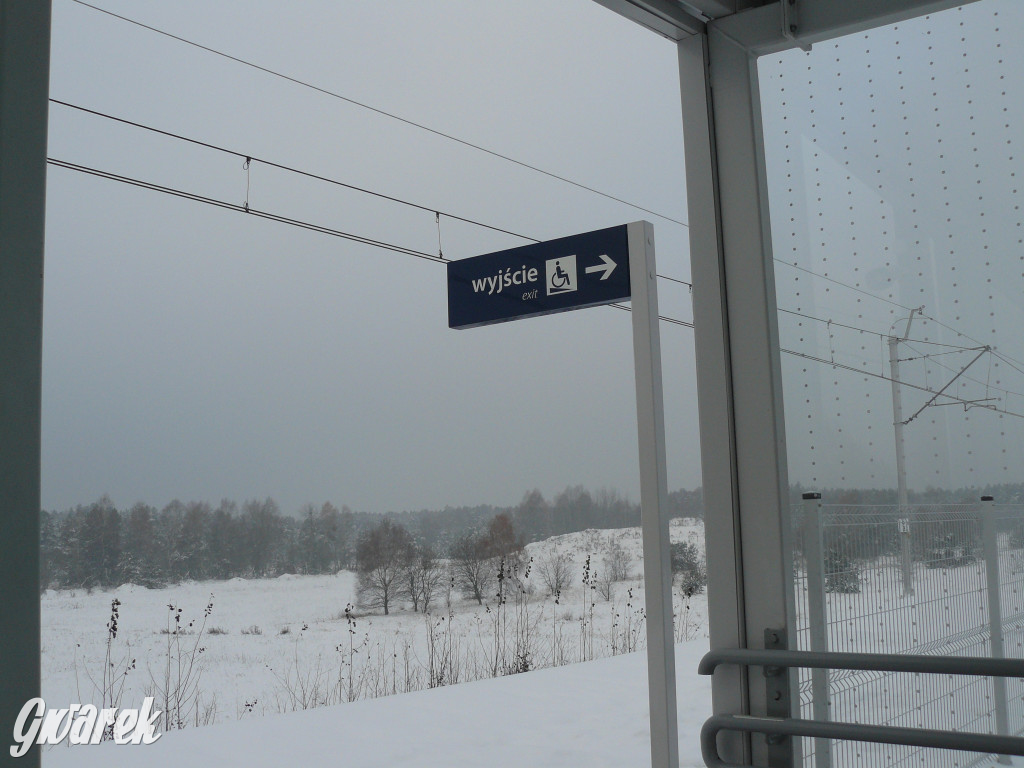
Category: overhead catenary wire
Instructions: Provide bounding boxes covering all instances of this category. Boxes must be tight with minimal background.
[49,99,536,245]
[897,347,984,363]
[47,157,694,329]
[46,142,1021,396]
[902,341,1024,402]
[60,1,1024,385]
[68,0,690,229]
[44,104,1020,386]
[777,307,983,351]
[49,98,693,291]
[655,273,693,290]
[47,157,446,264]
[779,306,1024,401]
[914,309,1024,371]
[773,258,918,314]
[773,260,1024,407]
[900,346,990,426]
[46,158,1021,409]
[774,260,1024,373]
[779,347,1024,420]
[609,302,693,328]
[46,146,1021,378]
[989,350,1024,379]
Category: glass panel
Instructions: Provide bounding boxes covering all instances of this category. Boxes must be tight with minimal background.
[761,2,1024,766]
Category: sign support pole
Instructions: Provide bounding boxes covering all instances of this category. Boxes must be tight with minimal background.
[446,219,675,765]
[629,221,679,768]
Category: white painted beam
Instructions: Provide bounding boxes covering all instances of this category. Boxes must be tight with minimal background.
[715,0,984,55]
[590,0,706,40]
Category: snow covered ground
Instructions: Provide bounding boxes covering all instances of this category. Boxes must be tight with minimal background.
[35,516,1024,767]
[42,639,714,768]
[40,520,710,766]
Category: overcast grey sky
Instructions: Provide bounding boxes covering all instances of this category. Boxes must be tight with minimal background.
[42,0,698,514]
[42,0,1024,516]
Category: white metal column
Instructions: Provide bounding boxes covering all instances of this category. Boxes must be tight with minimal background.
[981,496,1012,765]
[630,220,680,768]
[678,24,798,767]
[0,3,51,767]
[801,493,832,768]
[626,218,684,768]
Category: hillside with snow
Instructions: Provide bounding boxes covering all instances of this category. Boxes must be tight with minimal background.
[40,520,709,766]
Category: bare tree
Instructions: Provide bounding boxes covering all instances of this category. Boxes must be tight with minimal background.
[604,541,633,583]
[537,552,572,597]
[356,520,414,615]
[483,513,523,561]
[406,547,446,613]
[596,570,614,601]
[449,533,493,605]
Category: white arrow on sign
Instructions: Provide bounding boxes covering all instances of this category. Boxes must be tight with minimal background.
[585,253,617,281]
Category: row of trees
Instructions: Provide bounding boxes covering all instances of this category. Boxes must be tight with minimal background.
[355,514,710,616]
[49,482,1020,592]
[41,497,355,588]
[370,486,705,551]
[355,514,523,614]
[41,485,708,590]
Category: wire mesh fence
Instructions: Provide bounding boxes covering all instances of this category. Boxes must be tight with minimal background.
[792,499,1024,768]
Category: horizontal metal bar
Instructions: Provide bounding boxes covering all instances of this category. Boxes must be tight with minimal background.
[712,0,984,57]
[590,0,706,40]
[701,714,1024,768]
[698,648,1024,678]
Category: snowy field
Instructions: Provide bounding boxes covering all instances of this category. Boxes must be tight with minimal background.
[35,515,1024,767]
[42,639,714,768]
[40,519,709,765]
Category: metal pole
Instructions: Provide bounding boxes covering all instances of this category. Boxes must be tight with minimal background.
[888,336,914,596]
[1,4,51,768]
[677,34,751,766]
[679,27,798,767]
[981,495,1011,765]
[629,220,679,768]
[802,493,832,768]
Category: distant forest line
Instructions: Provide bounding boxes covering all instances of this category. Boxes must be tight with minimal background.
[40,482,1024,590]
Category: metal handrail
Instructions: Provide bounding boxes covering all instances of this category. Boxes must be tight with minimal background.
[699,648,1024,768]
[701,715,1024,768]
[699,647,1024,678]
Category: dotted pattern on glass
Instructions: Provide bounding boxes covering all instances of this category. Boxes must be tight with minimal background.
[760,1,1024,766]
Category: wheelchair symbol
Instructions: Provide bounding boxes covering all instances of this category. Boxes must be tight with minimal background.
[551,262,571,289]
[545,255,577,296]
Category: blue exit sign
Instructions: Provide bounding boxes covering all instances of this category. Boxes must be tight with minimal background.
[447,224,631,329]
